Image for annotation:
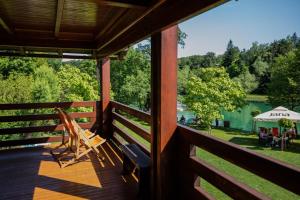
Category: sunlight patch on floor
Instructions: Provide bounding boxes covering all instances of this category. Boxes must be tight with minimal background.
[38,159,102,188]
[33,187,87,200]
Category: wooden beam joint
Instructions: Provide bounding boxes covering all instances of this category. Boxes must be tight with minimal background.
[55,0,65,37]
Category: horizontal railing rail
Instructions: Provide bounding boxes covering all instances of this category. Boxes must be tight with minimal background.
[0,101,96,110]
[110,101,151,123]
[110,101,151,155]
[177,124,300,198]
[0,101,97,147]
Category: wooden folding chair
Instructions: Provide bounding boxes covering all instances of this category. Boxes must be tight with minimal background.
[53,108,106,168]
[50,108,77,160]
[64,111,106,162]
[51,108,82,168]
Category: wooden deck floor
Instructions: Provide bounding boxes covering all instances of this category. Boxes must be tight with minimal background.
[0,142,138,200]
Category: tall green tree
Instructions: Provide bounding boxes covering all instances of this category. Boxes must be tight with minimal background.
[184,67,246,128]
[222,40,241,77]
[0,57,46,78]
[57,65,98,102]
[268,49,300,110]
[119,69,150,110]
[111,48,150,109]
[32,64,61,103]
[233,69,258,93]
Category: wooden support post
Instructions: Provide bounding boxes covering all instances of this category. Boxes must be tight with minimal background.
[151,25,178,200]
[96,57,112,138]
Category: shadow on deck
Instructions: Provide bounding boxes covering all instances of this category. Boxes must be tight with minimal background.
[0,142,138,200]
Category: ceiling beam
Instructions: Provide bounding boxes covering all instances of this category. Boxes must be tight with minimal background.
[55,0,65,37]
[97,0,228,56]
[96,0,165,51]
[0,37,95,50]
[0,52,94,59]
[83,0,150,9]
[0,17,13,35]
[95,9,128,40]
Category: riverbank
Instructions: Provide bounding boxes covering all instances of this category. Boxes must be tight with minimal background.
[246,94,268,102]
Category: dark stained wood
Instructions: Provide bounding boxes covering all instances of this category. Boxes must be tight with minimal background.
[111,101,151,123]
[0,112,95,122]
[0,16,13,34]
[0,143,138,200]
[193,186,215,200]
[178,125,300,195]
[97,0,165,52]
[177,128,198,200]
[0,136,68,147]
[85,0,149,9]
[190,156,270,200]
[0,0,226,58]
[150,25,178,200]
[55,0,65,37]
[113,123,150,155]
[0,37,95,50]
[0,52,93,59]
[0,101,96,110]
[0,123,92,135]
[97,58,113,138]
[0,101,97,139]
[112,112,150,142]
[95,9,128,40]
[97,0,227,56]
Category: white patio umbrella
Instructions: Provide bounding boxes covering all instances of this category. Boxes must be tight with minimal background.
[254,106,300,122]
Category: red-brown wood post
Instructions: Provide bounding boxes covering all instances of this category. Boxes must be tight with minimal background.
[151,25,178,200]
[96,57,112,138]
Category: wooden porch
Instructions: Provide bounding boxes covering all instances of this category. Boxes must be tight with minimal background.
[0,0,300,199]
[0,143,138,200]
[0,101,299,199]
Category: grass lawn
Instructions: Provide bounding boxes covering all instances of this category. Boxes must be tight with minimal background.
[246,94,268,102]
[199,128,300,200]
[116,116,300,199]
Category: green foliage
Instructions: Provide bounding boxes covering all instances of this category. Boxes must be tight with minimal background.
[0,74,33,103]
[0,57,46,78]
[178,53,222,69]
[233,69,258,93]
[57,65,98,102]
[222,40,241,77]
[64,59,96,78]
[250,109,261,117]
[184,67,246,128]
[278,118,294,129]
[178,66,192,97]
[32,64,61,103]
[111,48,151,110]
[179,33,300,94]
[268,49,300,110]
[120,69,150,110]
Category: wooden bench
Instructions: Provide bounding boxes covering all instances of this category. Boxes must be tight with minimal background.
[120,144,151,199]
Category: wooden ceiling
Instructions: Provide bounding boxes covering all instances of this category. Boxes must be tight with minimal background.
[0,0,227,59]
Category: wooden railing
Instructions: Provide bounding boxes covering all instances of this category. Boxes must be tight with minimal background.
[1,100,299,199]
[177,124,300,199]
[110,101,151,155]
[108,102,300,199]
[0,101,97,147]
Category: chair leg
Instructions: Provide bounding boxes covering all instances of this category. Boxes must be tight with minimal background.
[91,145,106,161]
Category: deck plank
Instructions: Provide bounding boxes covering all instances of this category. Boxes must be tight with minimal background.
[0,143,138,200]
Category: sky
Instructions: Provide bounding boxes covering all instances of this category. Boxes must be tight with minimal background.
[178,0,300,58]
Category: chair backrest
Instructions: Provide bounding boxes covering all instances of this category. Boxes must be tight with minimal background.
[272,127,279,137]
[61,110,90,143]
[55,108,79,142]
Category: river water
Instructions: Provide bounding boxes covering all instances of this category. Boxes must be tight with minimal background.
[177,101,300,132]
